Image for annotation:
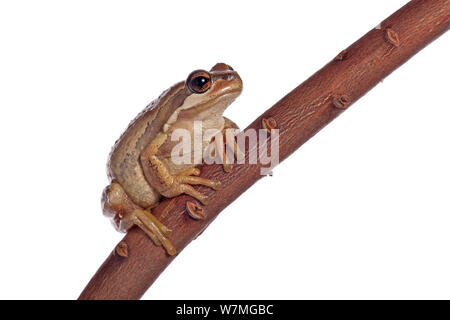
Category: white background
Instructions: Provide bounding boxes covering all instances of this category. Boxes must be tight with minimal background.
[0,0,449,299]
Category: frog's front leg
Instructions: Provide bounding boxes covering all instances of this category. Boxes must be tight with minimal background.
[102,181,176,255]
[140,132,221,205]
[218,117,241,173]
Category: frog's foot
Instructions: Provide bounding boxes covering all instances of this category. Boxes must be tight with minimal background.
[176,171,221,203]
[163,182,210,205]
[123,209,176,256]
[159,171,221,205]
[102,181,176,256]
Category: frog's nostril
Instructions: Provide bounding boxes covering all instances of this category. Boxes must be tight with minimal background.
[211,63,233,72]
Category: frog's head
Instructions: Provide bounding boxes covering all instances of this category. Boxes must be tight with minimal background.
[187,63,242,97]
[177,63,242,120]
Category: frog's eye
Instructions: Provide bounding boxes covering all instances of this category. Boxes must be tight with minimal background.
[187,70,212,94]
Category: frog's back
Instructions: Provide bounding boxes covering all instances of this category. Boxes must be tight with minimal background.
[107,82,187,208]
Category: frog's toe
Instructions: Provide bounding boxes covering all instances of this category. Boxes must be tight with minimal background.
[174,175,221,191]
[176,167,201,177]
[176,183,210,205]
[126,209,176,256]
[223,163,233,173]
[211,180,221,190]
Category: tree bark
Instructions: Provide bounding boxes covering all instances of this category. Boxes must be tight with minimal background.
[79,0,450,300]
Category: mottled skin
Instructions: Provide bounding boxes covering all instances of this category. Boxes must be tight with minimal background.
[102,63,242,255]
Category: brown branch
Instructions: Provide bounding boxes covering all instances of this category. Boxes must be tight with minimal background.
[79,0,450,300]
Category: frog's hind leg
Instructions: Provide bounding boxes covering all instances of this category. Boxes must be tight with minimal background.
[215,117,242,173]
[102,181,176,255]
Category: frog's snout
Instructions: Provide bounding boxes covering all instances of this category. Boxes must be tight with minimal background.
[209,62,242,96]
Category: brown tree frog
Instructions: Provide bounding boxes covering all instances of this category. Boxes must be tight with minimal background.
[102,63,242,255]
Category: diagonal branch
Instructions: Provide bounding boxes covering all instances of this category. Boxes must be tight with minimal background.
[79,0,450,300]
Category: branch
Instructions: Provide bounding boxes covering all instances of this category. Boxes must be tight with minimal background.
[79,0,450,300]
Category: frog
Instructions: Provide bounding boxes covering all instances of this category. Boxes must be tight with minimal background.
[102,63,242,256]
